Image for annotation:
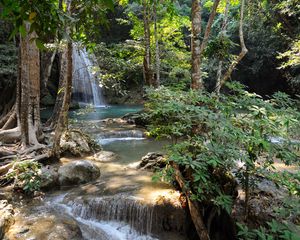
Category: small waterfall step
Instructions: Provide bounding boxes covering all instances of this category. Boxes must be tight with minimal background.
[51,194,186,239]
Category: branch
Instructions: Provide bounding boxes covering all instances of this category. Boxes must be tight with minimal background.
[219,0,248,87]
[199,0,222,55]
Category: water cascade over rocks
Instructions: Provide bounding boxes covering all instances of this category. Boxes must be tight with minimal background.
[51,194,186,240]
[72,44,105,107]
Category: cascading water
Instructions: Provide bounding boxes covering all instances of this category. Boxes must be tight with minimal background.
[49,194,186,240]
[72,44,105,107]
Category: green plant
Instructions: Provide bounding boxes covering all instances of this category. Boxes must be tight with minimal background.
[6,160,42,194]
[144,83,300,229]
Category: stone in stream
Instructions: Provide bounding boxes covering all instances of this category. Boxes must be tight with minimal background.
[58,160,100,186]
[93,151,118,162]
[5,212,83,240]
[0,200,14,239]
[138,152,166,170]
[40,165,59,190]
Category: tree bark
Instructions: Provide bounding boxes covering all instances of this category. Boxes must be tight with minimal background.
[52,41,72,158]
[191,0,220,90]
[45,52,66,129]
[191,0,202,90]
[143,0,153,86]
[0,25,42,146]
[153,0,160,87]
[215,0,230,95]
[219,0,248,88]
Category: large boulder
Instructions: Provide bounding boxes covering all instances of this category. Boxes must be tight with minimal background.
[138,152,166,170]
[0,200,14,239]
[40,165,59,190]
[58,160,100,186]
[93,151,118,162]
[5,212,82,240]
[60,130,101,156]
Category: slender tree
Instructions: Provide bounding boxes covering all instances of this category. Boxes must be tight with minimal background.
[215,0,230,95]
[142,0,154,86]
[153,0,160,87]
[191,0,221,90]
[217,0,248,90]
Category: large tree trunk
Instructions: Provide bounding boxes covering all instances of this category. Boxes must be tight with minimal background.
[191,0,221,90]
[0,27,42,145]
[142,0,153,86]
[19,27,42,147]
[153,0,160,87]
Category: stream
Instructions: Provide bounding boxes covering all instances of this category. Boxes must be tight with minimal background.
[7,105,187,240]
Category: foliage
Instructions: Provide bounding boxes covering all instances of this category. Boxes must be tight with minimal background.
[237,220,299,240]
[144,82,300,233]
[94,41,143,94]
[5,160,42,194]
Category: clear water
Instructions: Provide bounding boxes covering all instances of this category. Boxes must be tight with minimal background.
[41,105,143,123]
[102,139,167,165]
[70,105,143,121]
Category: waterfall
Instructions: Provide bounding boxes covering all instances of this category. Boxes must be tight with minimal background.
[72,44,105,107]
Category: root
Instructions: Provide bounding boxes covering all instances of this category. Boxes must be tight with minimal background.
[0,127,21,144]
[20,143,45,155]
[2,111,17,130]
[0,106,15,129]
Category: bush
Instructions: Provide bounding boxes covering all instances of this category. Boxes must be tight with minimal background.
[144,83,300,235]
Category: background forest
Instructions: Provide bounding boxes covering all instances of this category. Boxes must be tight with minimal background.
[0,0,299,240]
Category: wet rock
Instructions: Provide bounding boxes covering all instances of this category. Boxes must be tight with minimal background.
[93,151,118,162]
[60,130,90,156]
[40,165,59,190]
[58,160,100,186]
[5,212,82,240]
[138,152,166,170]
[122,111,147,126]
[0,200,14,239]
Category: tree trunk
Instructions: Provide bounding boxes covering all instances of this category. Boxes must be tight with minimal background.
[215,0,230,95]
[219,0,248,88]
[143,0,153,86]
[52,41,72,158]
[191,0,202,90]
[191,0,221,90]
[45,52,66,129]
[0,26,42,146]
[40,50,57,100]
[153,0,160,87]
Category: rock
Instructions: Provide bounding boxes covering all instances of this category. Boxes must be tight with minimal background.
[138,152,166,170]
[93,151,118,162]
[60,130,97,156]
[40,165,59,190]
[122,111,147,126]
[58,160,100,186]
[0,200,14,239]
[5,212,82,240]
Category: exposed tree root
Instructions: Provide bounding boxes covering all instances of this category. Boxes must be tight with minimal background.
[0,106,16,129]
[0,127,21,144]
